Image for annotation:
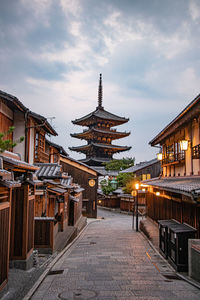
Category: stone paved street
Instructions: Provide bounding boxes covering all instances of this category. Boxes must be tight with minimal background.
[30,209,200,299]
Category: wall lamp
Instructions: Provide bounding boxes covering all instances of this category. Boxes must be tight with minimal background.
[180,140,189,151]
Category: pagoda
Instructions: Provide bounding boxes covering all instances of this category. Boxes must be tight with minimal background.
[69,74,131,166]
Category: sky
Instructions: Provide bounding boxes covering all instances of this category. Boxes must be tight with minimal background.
[1,0,200,163]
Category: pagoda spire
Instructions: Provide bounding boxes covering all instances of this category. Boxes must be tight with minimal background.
[98,73,103,108]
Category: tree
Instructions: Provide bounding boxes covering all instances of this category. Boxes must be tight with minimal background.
[100,179,116,195]
[103,157,135,171]
[0,126,24,153]
[116,172,140,194]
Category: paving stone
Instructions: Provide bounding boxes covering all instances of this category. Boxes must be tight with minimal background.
[31,209,200,300]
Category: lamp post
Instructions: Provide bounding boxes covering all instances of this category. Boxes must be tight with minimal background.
[135,183,139,232]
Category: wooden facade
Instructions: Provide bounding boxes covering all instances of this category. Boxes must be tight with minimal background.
[0,188,11,291]
[60,155,98,218]
[145,93,200,238]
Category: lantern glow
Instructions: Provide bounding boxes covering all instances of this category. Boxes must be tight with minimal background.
[180,140,188,151]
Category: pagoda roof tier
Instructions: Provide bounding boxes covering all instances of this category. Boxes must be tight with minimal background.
[80,157,112,166]
[71,128,130,141]
[69,143,131,154]
[72,107,129,127]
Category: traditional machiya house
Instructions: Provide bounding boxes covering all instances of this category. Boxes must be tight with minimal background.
[0,89,58,164]
[145,93,200,238]
[69,74,131,166]
[60,155,99,218]
[44,140,98,218]
[0,90,57,293]
[0,158,20,292]
[34,163,84,253]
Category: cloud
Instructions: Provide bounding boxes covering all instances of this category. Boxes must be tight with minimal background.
[1,0,200,163]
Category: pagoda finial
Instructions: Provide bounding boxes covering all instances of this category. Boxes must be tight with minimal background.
[98,73,103,108]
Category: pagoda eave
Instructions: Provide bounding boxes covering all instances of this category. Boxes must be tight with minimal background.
[71,129,130,141]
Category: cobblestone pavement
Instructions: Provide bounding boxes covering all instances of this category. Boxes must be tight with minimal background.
[30,209,200,300]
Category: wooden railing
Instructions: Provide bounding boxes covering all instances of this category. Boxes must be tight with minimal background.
[162,152,185,165]
[192,144,200,159]
[34,148,49,163]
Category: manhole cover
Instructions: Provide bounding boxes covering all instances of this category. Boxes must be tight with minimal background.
[59,289,97,300]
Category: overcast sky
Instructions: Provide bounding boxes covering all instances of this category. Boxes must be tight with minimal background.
[1,0,200,163]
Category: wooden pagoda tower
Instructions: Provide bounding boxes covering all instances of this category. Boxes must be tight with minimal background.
[69,74,131,166]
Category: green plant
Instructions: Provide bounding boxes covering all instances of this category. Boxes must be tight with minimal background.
[100,180,116,195]
[0,126,24,153]
[103,157,135,171]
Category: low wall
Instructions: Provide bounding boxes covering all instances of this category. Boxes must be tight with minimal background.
[188,239,200,282]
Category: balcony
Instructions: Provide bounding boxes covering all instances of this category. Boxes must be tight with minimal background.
[192,144,200,159]
[162,152,185,166]
[34,148,49,163]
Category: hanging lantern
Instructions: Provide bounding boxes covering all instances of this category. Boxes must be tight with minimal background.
[180,140,188,151]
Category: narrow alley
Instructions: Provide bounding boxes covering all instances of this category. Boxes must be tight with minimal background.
[29,209,200,300]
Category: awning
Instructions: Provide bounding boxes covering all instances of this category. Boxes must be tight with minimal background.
[2,155,38,171]
[69,195,79,203]
[47,187,67,195]
[26,179,43,186]
[0,179,21,188]
[0,169,12,180]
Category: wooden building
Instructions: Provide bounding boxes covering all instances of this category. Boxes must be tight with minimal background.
[145,93,200,237]
[0,163,19,291]
[60,155,99,218]
[70,74,131,166]
[34,163,84,252]
[2,153,40,270]
[121,158,161,180]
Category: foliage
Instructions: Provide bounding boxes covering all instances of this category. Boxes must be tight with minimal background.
[100,179,116,195]
[116,172,140,194]
[116,172,135,187]
[0,127,24,153]
[103,157,135,171]
[101,180,115,195]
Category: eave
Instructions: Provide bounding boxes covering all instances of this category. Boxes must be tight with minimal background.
[71,128,130,140]
[72,107,129,127]
[69,143,131,154]
[150,94,200,146]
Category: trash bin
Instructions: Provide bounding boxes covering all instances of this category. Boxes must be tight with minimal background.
[168,223,197,272]
[158,219,180,258]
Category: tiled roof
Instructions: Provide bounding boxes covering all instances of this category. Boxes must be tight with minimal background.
[0,90,57,136]
[144,176,200,198]
[0,179,21,188]
[60,155,100,175]
[72,107,129,125]
[46,139,68,156]
[69,143,131,152]
[92,166,119,176]
[35,163,63,178]
[29,111,57,136]
[120,158,158,173]
[1,154,38,171]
